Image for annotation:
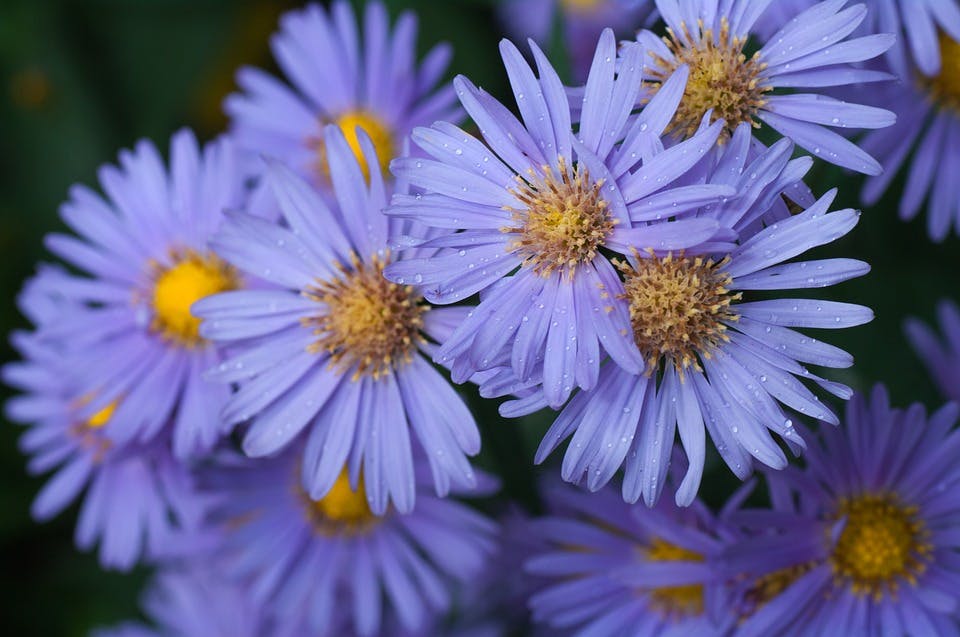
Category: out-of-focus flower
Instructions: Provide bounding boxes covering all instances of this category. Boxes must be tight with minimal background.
[526,479,741,635]
[636,0,896,173]
[200,448,498,637]
[522,126,871,507]
[226,0,457,188]
[386,30,734,409]
[905,299,960,403]
[194,126,480,514]
[29,129,246,458]
[497,0,658,81]
[723,385,960,636]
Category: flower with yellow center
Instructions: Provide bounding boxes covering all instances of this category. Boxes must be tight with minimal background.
[505,158,616,277]
[303,251,427,381]
[304,470,380,535]
[313,110,395,183]
[616,249,739,374]
[643,538,705,619]
[830,493,932,599]
[648,19,770,140]
[923,33,960,111]
[150,249,239,347]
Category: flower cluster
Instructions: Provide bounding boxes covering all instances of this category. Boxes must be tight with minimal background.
[5,0,960,634]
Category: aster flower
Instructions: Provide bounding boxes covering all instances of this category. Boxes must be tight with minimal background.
[526,479,741,635]
[32,129,246,458]
[498,0,658,81]
[858,33,960,241]
[636,0,896,173]
[3,307,206,570]
[386,30,736,408]
[199,447,498,637]
[905,299,960,403]
[194,126,481,514]
[526,125,872,507]
[722,385,960,636]
[226,0,457,188]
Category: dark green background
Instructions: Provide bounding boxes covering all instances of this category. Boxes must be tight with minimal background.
[0,1,953,634]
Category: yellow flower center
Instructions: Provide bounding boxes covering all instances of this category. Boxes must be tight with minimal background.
[304,470,379,535]
[617,250,739,374]
[313,110,395,182]
[644,538,705,618]
[505,158,615,276]
[649,18,770,139]
[924,33,960,110]
[738,562,816,620]
[560,0,603,14]
[303,252,426,380]
[150,250,239,347]
[830,494,932,599]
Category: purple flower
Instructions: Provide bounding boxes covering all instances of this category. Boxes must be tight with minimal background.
[524,127,872,507]
[722,385,960,636]
[637,0,896,173]
[386,30,735,409]
[905,299,960,403]
[226,0,457,189]
[526,479,740,635]
[193,126,481,514]
[4,297,206,570]
[498,0,658,81]
[199,447,498,637]
[28,129,246,458]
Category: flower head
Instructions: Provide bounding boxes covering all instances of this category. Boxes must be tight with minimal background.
[722,385,960,635]
[386,30,735,408]
[199,448,498,637]
[194,126,481,514]
[521,126,872,507]
[637,0,896,172]
[226,0,457,187]
[15,130,245,458]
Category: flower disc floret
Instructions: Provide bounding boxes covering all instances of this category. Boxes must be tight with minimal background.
[645,538,705,618]
[923,33,960,111]
[314,110,396,182]
[304,470,379,535]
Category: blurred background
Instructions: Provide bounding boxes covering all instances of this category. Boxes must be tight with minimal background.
[0,0,954,634]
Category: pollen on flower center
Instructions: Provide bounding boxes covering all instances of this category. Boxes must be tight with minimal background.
[303,470,379,535]
[738,562,816,620]
[70,397,118,460]
[303,252,426,380]
[505,157,615,276]
[643,538,705,618]
[313,110,395,182]
[830,493,932,598]
[150,250,239,348]
[923,33,960,111]
[617,250,739,374]
[649,18,770,139]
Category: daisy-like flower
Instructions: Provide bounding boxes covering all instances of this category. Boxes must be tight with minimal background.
[226,0,457,187]
[636,0,896,173]
[723,385,960,636]
[386,30,735,408]
[34,129,246,458]
[194,126,480,514]
[527,125,872,507]
[526,478,741,635]
[905,299,960,403]
[3,297,206,570]
[859,33,960,241]
[498,0,658,80]
[200,448,498,637]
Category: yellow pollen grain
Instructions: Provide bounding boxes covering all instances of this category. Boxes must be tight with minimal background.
[643,538,705,618]
[923,33,960,111]
[616,249,739,375]
[312,110,395,182]
[302,251,426,381]
[70,396,118,461]
[84,401,117,429]
[304,470,379,535]
[504,157,615,277]
[830,493,932,600]
[150,250,239,347]
[648,18,770,140]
